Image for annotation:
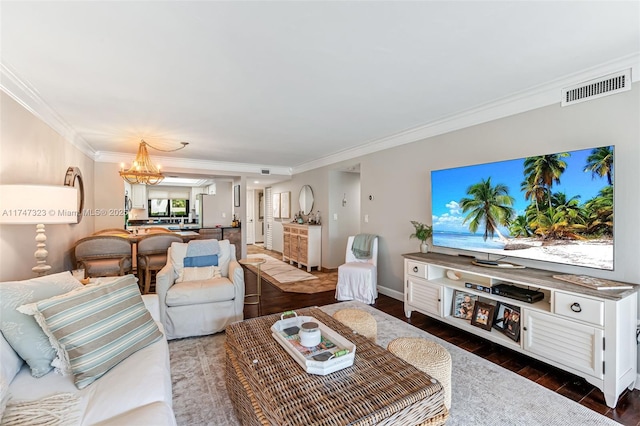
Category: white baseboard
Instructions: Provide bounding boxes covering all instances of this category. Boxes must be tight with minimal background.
[636,374,640,390]
[377,285,403,302]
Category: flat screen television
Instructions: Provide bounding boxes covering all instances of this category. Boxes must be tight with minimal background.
[431,145,614,271]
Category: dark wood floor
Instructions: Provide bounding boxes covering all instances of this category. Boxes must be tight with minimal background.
[242,245,640,426]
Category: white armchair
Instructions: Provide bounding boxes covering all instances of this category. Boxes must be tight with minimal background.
[335,235,379,305]
[155,239,245,340]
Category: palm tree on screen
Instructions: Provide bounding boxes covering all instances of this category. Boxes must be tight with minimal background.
[584,146,614,185]
[531,206,586,240]
[584,186,614,236]
[520,174,547,213]
[508,215,532,237]
[550,192,583,224]
[523,153,569,208]
[460,177,515,242]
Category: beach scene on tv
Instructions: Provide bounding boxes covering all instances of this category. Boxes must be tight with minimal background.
[431,146,614,270]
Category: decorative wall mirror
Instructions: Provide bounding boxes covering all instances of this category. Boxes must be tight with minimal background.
[299,185,314,215]
[64,166,84,223]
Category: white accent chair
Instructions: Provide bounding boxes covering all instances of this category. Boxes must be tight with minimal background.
[155,239,245,340]
[335,235,379,305]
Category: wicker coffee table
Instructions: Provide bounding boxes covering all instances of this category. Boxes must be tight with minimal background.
[225,308,448,425]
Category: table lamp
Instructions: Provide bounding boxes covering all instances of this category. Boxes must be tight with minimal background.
[0,185,78,275]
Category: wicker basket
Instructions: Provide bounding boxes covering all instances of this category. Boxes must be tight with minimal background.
[388,337,452,410]
[332,308,377,341]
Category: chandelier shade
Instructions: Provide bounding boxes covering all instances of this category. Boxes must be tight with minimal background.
[119,141,165,185]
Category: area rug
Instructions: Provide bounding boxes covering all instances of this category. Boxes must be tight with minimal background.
[244,254,332,295]
[169,301,620,426]
[247,254,317,284]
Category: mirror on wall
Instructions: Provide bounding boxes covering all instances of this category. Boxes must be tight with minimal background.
[299,185,314,215]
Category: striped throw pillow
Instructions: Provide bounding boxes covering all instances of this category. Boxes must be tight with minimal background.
[18,275,163,389]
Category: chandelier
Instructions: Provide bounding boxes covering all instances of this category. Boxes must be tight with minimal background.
[119,140,188,185]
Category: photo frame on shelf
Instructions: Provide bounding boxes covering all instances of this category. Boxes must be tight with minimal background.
[493,302,518,333]
[234,185,241,207]
[273,193,281,219]
[280,191,290,219]
[470,301,495,331]
[452,290,478,320]
[502,304,521,342]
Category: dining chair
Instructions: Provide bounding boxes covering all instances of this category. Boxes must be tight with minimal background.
[74,235,133,278]
[136,233,183,294]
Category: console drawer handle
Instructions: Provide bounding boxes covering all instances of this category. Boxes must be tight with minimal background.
[413,266,419,273]
[570,302,582,313]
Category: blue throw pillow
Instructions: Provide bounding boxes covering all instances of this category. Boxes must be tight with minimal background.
[0,272,83,377]
[184,254,218,268]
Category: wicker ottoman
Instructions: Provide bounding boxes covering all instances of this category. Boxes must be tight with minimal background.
[387,337,452,409]
[332,308,377,341]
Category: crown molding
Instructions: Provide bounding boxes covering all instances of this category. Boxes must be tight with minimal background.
[95,151,292,177]
[293,53,640,174]
[0,62,96,159]
[3,52,638,177]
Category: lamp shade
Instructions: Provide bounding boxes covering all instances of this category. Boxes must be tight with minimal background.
[0,185,78,225]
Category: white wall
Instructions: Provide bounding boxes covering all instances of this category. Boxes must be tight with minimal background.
[0,92,95,281]
[327,170,360,268]
[198,179,233,228]
[95,162,126,230]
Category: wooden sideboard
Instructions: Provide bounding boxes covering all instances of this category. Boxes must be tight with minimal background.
[282,223,321,272]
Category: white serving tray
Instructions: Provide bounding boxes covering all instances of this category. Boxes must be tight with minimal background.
[271,311,356,375]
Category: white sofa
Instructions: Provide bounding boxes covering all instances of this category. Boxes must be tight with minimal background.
[0,275,175,425]
[156,239,245,340]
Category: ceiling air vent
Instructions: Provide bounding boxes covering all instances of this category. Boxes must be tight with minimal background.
[261,168,270,175]
[561,69,631,107]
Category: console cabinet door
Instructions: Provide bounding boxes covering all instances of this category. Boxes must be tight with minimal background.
[523,310,603,379]
[406,278,442,317]
[298,235,309,264]
[283,228,291,261]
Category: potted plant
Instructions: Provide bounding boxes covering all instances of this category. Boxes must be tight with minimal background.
[410,221,433,253]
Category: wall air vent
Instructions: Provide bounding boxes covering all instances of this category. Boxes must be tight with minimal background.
[561,69,631,107]
[261,168,270,175]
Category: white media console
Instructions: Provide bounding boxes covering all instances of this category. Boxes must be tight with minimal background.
[403,252,638,408]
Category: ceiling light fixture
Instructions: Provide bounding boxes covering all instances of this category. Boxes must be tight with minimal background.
[119,140,188,185]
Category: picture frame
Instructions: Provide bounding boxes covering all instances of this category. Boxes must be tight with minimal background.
[495,303,521,342]
[258,191,264,219]
[280,191,290,219]
[273,193,281,219]
[470,301,495,331]
[493,302,517,332]
[452,290,478,320]
[234,185,240,207]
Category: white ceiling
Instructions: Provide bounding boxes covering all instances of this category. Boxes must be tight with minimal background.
[1,1,639,182]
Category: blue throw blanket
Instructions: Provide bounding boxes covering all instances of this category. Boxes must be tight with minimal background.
[184,239,220,267]
[352,234,377,260]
